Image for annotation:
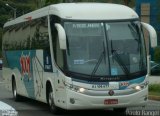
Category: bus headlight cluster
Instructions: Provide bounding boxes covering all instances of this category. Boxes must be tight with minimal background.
[70,86,85,93]
[71,86,86,93]
[79,88,85,93]
[132,81,148,91]
[64,82,86,93]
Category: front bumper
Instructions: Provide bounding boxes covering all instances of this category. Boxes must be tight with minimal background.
[66,87,148,110]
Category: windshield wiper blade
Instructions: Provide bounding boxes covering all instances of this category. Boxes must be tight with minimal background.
[112,50,130,75]
[90,42,106,81]
[90,51,104,81]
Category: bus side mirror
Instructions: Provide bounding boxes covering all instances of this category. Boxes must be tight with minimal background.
[141,22,157,47]
[55,23,66,50]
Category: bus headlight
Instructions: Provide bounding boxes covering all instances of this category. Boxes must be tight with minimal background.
[131,81,148,91]
[79,88,85,93]
[64,82,86,93]
[72,86,86,93]
[135,85,141,91]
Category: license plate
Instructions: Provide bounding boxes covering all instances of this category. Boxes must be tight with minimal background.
[104,99,118,105]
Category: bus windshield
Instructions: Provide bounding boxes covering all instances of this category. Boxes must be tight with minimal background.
[64,21,147,81]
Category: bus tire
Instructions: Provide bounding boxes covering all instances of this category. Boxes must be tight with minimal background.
[47,86,60,114]
[12,78,22,101]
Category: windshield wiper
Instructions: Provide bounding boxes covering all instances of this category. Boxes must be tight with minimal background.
[112,49,130,76]
[110,40,129,75]
[90,41,106,81]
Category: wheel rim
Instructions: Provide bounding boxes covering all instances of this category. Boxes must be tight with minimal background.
[49,91,54,109]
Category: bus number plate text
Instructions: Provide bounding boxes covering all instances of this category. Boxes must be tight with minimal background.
[104,99,118,105]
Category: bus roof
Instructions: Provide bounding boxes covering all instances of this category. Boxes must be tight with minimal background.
[4,3,139,28]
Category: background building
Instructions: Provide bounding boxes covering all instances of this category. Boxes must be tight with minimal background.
[136,0,160,60]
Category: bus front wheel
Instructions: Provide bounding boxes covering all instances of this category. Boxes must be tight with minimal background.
[12,78,22,101]
[47,86,60,114]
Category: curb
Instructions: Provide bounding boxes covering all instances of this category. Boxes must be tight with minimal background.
[149,95,160,101]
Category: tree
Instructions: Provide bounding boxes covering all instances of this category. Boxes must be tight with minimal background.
[125,0,129,5]
[0,0,38,58]
[0,15,11,27]
[154,46,160,63]
[45,0,63,5]
[0,28,2,57]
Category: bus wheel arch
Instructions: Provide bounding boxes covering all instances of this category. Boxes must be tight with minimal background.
[46,80,60,114]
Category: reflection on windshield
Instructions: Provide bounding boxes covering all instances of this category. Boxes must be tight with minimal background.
[107,22,146,76]
[64,22,109,76]
[64,21,147,80]
[111,44,130,76]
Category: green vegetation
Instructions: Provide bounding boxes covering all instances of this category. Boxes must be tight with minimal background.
[149,84,160,100]
[0,0,37,58]
[149,84,160,93]
[149,91,160,96]
[154,46,160,63]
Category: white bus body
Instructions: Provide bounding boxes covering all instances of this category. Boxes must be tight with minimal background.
[2,3,157,113]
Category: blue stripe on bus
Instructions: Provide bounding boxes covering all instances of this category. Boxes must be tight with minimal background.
[119,76,145,90]
[72,76,145,90]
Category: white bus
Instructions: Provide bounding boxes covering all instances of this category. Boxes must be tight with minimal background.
[2,3,157,114]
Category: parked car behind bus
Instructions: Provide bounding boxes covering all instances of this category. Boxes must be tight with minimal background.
[150,61,160,75]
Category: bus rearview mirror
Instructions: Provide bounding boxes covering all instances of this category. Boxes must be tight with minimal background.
[55,23,66,50]
[141,22,157,48]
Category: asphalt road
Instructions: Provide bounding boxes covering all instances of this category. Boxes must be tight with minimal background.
[0,71,160,116]
[0,82,126,116]
[149,76,160,84]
